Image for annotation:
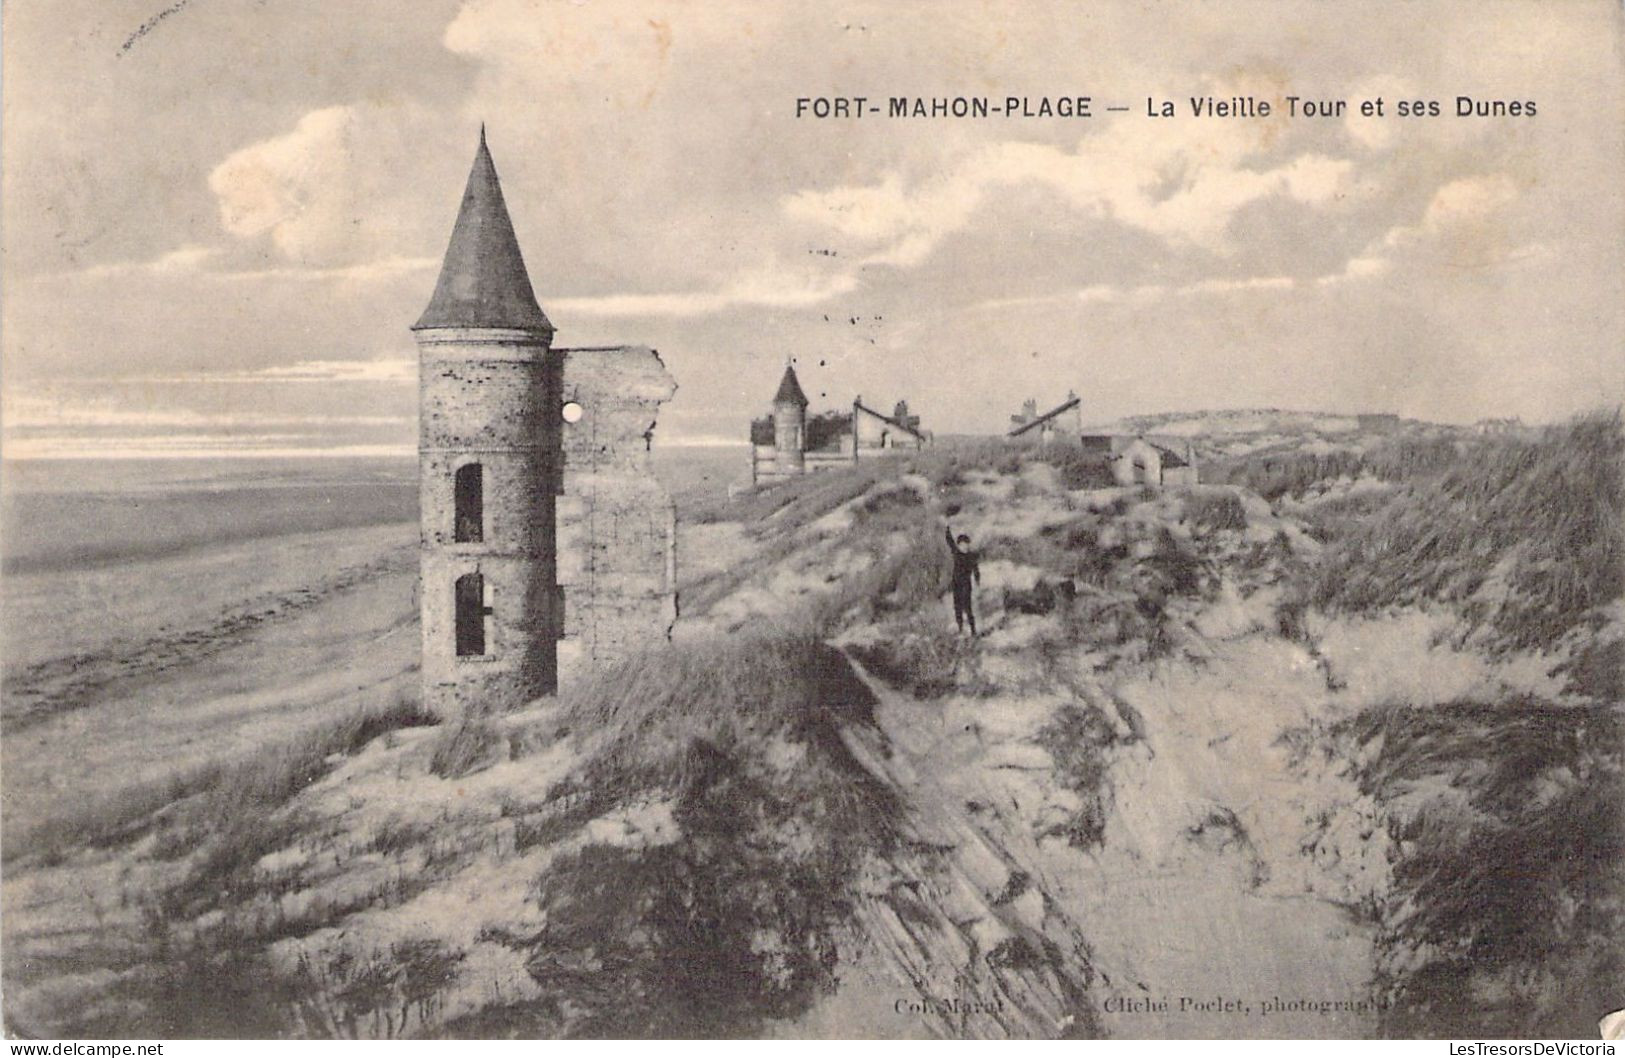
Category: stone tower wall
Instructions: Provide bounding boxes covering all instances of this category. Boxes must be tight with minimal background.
[774,400,806,473]
[417,326,561,717]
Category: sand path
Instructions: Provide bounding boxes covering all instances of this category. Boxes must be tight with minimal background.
[841,641,1380,1038]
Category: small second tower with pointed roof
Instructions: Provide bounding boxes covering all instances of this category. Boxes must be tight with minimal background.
[772,363,809,476]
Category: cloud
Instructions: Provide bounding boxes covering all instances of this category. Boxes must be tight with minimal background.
[3,435,413,460]
[6,0,1618,437]
[969,272,1303,312]
[551,264,859,318]
[1341,76,1420,151]
[1076,274,1296,304]
[1349,173,1526,274]
[245,358,417,383]
[783,96,1359,268]
[78,244,219,278]
[213,256,438,284]
[3,390,410,429]
[443,0,694,107]
[1315,254,1392,286]
[1417,174,1520,232]
[122,357,419,384]
[1,385,414,460]
[65,249,436,284]
[1374,173,1520,254]
[206,102,448,267]
[1186,275,1295,296]
[209,107,357,254]
[1075,283,1166,306]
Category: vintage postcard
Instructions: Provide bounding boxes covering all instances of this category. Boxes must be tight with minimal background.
[2,0,1621,1042]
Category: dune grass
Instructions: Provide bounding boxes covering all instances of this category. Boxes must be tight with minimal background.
[682,459,892,528]
[551,635,892,810]
[148,697,440,918]
[845,618,981,700]
[11,694,438,868]
[1308,411,1623,651]
[1034,704,1125,848]
[1204,434,1462,501]
[1332,699,1624,1037]
[13,694,441,1038]
[428,716,509,780]
[1027,444,1117,490]
[1181,489,1249,533]
[51,632,901,1038]
[434,632,902,1037]
[34,416,1621,1037]
[1263,416,1624,1034]
[683,436,1114,530]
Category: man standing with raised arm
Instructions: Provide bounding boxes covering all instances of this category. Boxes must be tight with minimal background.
[945,525,982,636]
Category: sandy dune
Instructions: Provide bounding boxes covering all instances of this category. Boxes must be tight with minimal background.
[2,523,418,849]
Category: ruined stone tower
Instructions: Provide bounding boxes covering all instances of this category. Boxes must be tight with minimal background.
[415,129,677,717]
[414,128,561,717]
[772,363,808,475]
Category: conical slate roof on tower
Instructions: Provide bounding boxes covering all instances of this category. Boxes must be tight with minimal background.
[413,128,553,333]
[773,364,809,407]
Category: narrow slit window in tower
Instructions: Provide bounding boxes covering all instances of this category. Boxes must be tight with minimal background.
[454,463,483,542]
[455,572,492,656]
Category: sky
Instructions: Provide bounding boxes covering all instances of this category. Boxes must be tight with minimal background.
[3,0,1622,458]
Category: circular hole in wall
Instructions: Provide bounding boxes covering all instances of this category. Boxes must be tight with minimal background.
[561,401,584,424]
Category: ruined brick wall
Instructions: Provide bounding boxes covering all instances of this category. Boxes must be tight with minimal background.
[555,346,678,687]
[418,327,561,718]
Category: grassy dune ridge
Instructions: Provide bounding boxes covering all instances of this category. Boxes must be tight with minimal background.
[1308,411,1624,653]
[428,636,902,1036]
[1263,412,1625,1037]
[22,636,903,1038]
[3,414,1619,1038]
[1336,701,1622,1037]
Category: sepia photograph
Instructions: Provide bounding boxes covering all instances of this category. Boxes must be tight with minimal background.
[2,0,1622,1041]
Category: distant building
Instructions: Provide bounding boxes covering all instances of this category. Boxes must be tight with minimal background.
[1080,434,1200,487]
[1008,391,1082,444]
[748,369,930,484]
[1474,416,1526,436]
[854,397,930,452]
[768,363,808,477]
